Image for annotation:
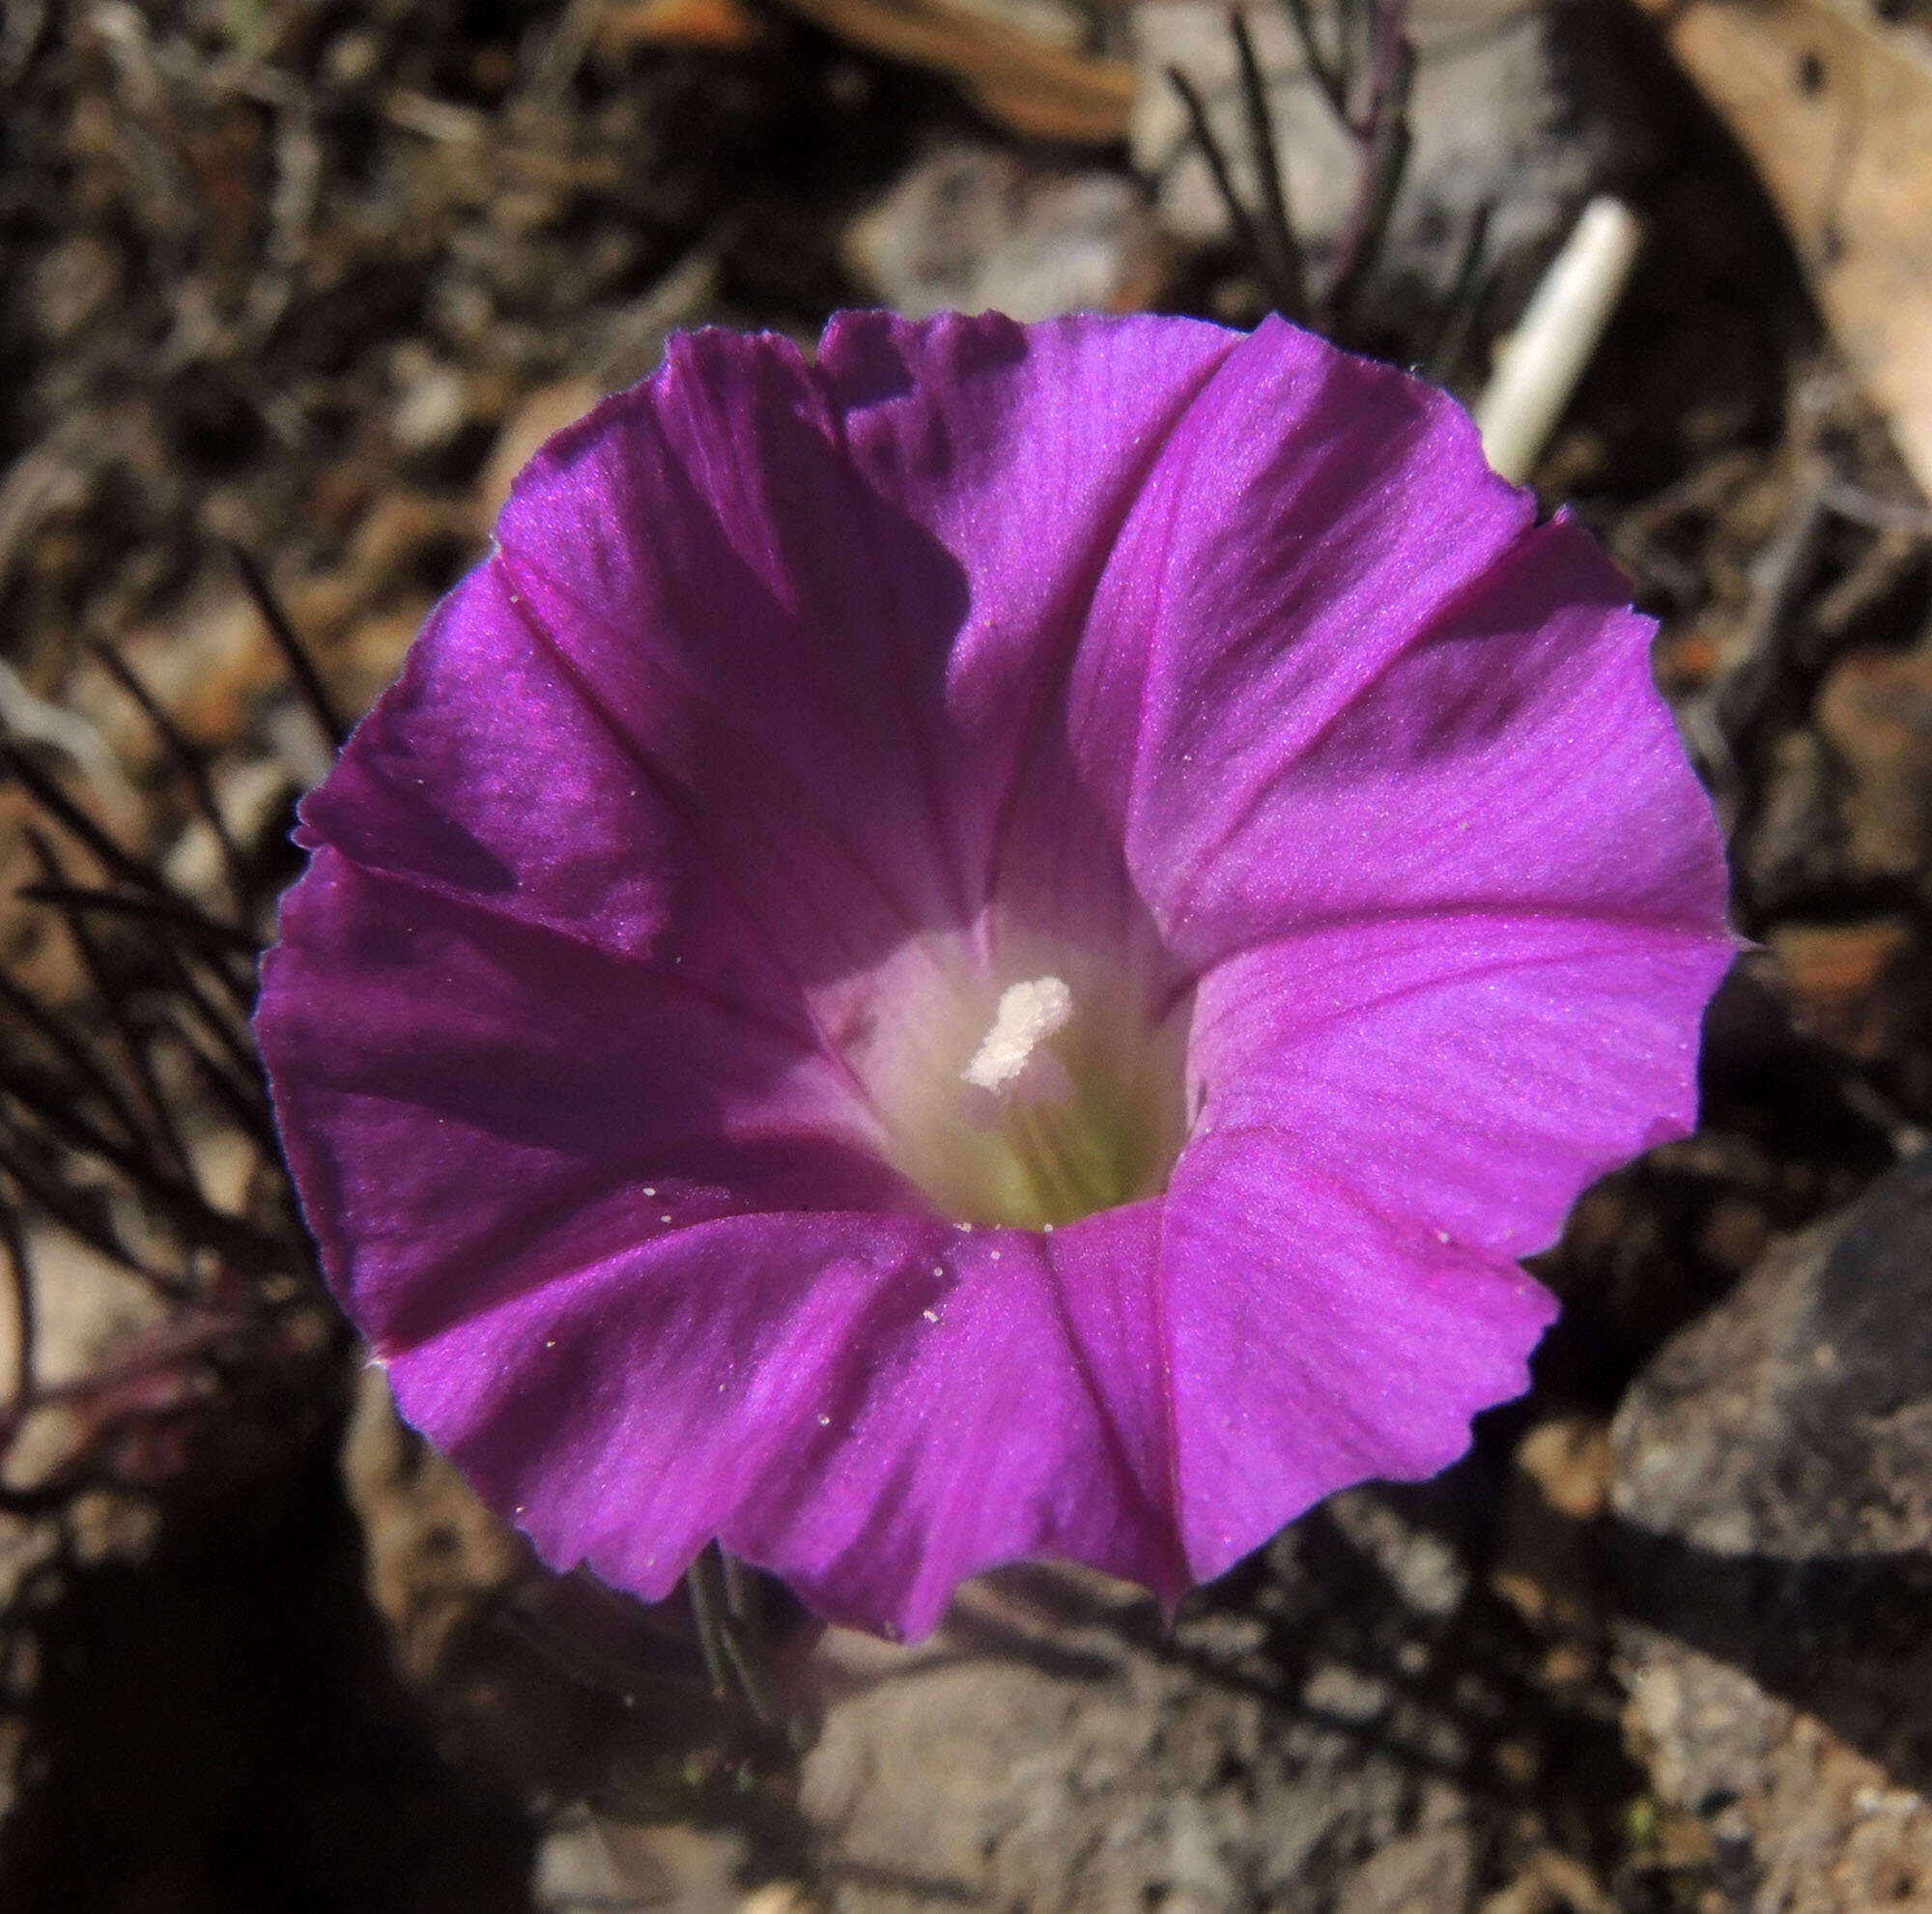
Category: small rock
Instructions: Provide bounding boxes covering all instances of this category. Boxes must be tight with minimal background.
[1,1226,168,1403]
[1815,640,1932,883]
[285,490,469,646]
[391,357,472,455]
[1745,728,1844,909]
[324,29,383,87]
[533,1808,748,1914]
[797,1514,1599,1911]
[1766,918,1926,1063]
[1479,1846,1615,1914]
[736,1886,819,1914]
[1492,1419,1608,1639]
[843,144,1163,324]
[31,236,121,341]
[88,584,274,763]
[1516,1416,1612,1523]
[1610,1147,1932,1910]
[1326,1484,1469,1616]
[1336,1823,1475,1914]
[340,1366,525,1686]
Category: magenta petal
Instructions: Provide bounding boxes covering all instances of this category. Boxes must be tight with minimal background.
[383,1208,1182,1641]
[259,554,902,1348]
[1063,323,1721,965]
[1188,908,1734,1263]
[261,846,899,1354]
[1161,1129,1560,1583]
[488,313,1237,969]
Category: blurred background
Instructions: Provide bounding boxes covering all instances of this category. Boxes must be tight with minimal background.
[1,1,1931,1907]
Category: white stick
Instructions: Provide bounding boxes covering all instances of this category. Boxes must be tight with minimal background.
[1475,195,1644,487]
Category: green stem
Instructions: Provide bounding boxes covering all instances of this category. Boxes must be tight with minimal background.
[686,1542,734,1699]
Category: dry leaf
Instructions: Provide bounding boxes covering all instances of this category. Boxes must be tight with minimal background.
[596,0,765,54]
[1635,0,1932,499]
[769,0,1135,145]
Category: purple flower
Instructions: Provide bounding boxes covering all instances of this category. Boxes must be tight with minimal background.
[256,311,1731,1641]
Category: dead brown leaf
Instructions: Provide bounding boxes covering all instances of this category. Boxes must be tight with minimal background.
[769,0,1134,145]
[1634,0,1932,499]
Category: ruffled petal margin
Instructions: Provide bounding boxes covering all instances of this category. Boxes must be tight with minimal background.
[382,1205,1183,1642]
[1159,1128,1561,1584]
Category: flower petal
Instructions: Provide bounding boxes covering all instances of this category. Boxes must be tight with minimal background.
[259,552,914,1336]
[1187,907,1735,1261]
[490,313,1238,974]
[1034,318,1719,967]
[261,845,898,1355]
[1160,1128,1560,1583]
[380,1207,1183,1640]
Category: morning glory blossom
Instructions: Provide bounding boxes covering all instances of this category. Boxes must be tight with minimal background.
[255,311,1732,1641]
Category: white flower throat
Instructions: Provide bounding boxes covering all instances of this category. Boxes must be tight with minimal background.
[862,952,1192,1231]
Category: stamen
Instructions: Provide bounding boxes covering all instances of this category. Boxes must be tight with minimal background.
[961,976,1073,1096]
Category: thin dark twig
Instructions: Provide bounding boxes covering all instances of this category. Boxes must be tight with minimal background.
[148,897,263,1021]
[190,941,260,1024]
[1230,8,1307,320]
[0,744,253,949]
[0,1477,96,1517]
[0,1127,183,1292]
[156,1018,277,1154]
[1319,0,1413,329]
[1707,465,1833,742]
[720,1614,781,1728]
[89,641,249,907]
[0,744,172,897]
[724,1553,769,1661]
[0,1308,254,1443]
[1425,200,1493,385]
[104,885,265,1082]
[16,882,262,956]
[687,1542,735,1699]
[0,1191,33,1406]
[1337,0,1363,105]
[0,1064,265,1271]
[0,1063,155,1189]
[28,833,193,1186]
[128,915,264,1097]
[1682,464,1833,839]
[1168,69,1276,286]
[0,967,150,1149]
[1820,477,1932,538]
[1280,0,1348,118]
[719,1553,782,1729]
[226,541,348,751]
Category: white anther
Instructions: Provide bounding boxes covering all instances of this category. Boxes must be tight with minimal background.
[962,976,1074,1095]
